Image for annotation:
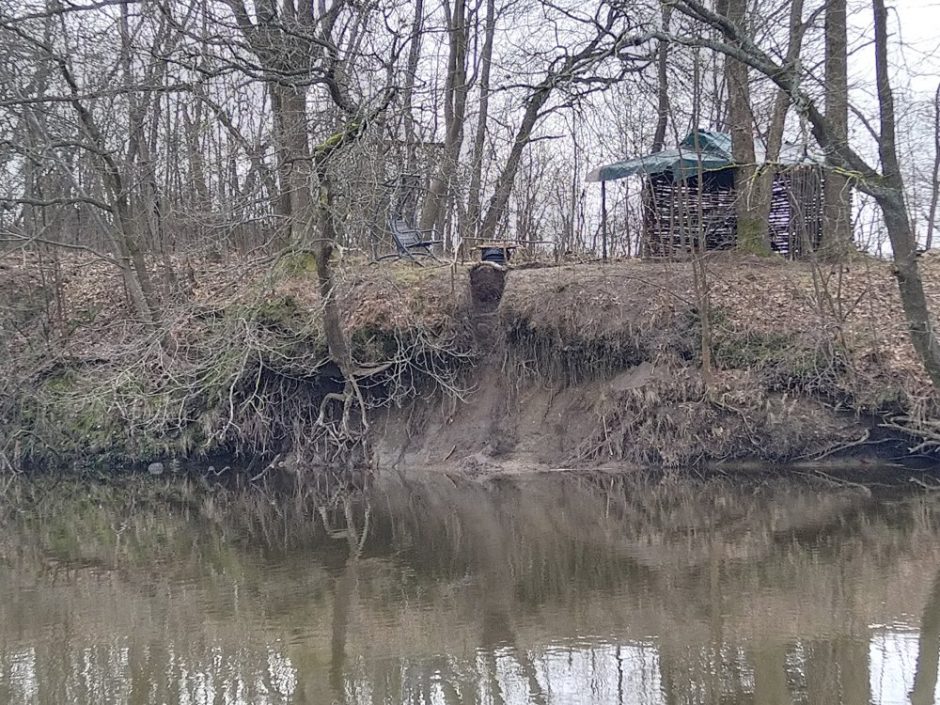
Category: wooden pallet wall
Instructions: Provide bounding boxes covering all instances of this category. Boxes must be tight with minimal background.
[640,165,830,258]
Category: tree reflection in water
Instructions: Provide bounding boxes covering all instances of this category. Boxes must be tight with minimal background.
[0,473,939,704]
[911,567,940,705]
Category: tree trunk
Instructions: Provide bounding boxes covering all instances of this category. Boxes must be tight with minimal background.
[271,83,312,249]
[873,0,940,388]
[651,4,672,153]
[880,194,940,386]
[478,87,551,240]
[724,0,767,254]
[419,0,468,251]
[752,0,805,252]
[822,0,853,257]
[925,83,940,251]
[315,174,353,374]
[478,23,626,241]
[692,53,713,385]
[466,0,496,236]
[116,0,162,325]
[401,0,425,171]
[113,191,161,328]
[712,0,730,131]
[184,103,210,209]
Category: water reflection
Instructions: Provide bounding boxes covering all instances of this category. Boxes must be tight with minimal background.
[1,473,940,704]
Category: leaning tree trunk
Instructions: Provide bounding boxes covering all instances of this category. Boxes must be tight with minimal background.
[465,0,497,237]
[478,86,551,240]
[872,0,940,388]
[477,14,636,241]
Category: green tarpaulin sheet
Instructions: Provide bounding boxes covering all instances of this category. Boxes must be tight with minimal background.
[586,129,814,183]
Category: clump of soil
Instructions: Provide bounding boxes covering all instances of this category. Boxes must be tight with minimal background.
[469,263,507,312]
[467,263,508,351]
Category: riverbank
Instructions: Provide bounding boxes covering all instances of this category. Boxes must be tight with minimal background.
[2,249,940,477]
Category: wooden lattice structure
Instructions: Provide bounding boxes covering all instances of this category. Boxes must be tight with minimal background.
[587,130,846,261]
[640,164,826,259]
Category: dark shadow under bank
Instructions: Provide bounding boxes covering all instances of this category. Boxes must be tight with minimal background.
[6,374,940,484]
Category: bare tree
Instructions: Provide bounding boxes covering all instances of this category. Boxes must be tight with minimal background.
[752,0,806,237]
[925,82,940,251]
[465,0,498,237]
[664,0,940,389]
[1,3,167,327]
[722,0,767,254]
[419,0,470,249]
[478,5,649,240]
[401,0,426,172]
[651,3,672,153]
[821,0,853,257]
[221,0,348,251]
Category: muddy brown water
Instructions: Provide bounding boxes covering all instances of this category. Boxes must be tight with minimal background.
[1,472,940,705]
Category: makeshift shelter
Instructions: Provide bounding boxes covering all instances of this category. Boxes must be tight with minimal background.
[587,130,835,258]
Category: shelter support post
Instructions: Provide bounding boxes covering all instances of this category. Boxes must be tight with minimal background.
[601,180,608,262]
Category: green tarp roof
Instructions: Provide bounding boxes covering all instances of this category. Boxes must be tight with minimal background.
[586,129,816,183]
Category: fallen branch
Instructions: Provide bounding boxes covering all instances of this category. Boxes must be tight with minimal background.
[802,429,871,461]
[909,476,940,491]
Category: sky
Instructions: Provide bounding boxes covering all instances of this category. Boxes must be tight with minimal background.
[885,0,940,95]
[848,0,940,98]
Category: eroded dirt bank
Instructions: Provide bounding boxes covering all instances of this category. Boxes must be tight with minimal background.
[375,254,939,474]
[2,251,940,475]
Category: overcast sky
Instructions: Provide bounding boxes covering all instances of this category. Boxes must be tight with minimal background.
[850,0,940,96]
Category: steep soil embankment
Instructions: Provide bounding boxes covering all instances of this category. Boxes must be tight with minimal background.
[2,251,939,473]
[374,256,938,472]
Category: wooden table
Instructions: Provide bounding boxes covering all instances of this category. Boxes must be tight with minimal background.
[477,242,517,264]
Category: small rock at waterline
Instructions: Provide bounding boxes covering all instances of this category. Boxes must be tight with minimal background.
[147,462,165,476]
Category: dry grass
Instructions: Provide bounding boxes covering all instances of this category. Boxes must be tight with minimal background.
[5,249,933,381]
[502,254,936,384]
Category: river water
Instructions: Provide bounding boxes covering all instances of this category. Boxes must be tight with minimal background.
[1,472,939,705]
